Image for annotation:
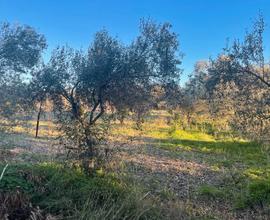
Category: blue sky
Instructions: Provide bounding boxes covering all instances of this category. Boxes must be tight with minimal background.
[1,0,270,82]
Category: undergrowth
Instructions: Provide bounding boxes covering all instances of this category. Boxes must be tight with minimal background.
[0,163,162,220]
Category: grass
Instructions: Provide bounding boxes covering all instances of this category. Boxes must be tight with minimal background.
[197,185,225,199]
[1,113,270,219]
[112,115,270,213]
[166,134,270,210]
[1,119,59,138]
[0,163,162,220]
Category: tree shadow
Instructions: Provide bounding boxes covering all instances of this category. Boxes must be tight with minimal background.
[145,136,259,154]
[140,136,268,168]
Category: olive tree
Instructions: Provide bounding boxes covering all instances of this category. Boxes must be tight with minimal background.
[38,20,181,173]
[206,15,270,140]
[0,22,46,123]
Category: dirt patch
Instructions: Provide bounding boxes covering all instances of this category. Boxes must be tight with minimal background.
[0,133,65,162]
[122,152,209,174]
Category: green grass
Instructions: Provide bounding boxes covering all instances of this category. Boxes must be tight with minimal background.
[0,163,162,220]
[197,185,225,199]
[111,116,270,211]
[133,118,270,211]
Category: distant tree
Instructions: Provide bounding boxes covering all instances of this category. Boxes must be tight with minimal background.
[186,61,209,101]
[206,15,270,140]
[177,61,209,130]
[37,20,182,173]
[28,65,51,138]
[207,15,269,90]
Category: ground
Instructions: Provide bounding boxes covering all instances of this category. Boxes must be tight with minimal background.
[0,112,270,219]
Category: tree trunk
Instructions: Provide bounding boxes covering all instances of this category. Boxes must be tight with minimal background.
[119,114,125,125]
[80,129,96,176]
[35,102,42,138]
[82,145,95,176]
[136,112,143,130]
[187,112,191,130]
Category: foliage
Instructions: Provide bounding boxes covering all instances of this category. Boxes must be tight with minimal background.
[32,20,182,172]
[179,15,270,141]
[0,22,46,133]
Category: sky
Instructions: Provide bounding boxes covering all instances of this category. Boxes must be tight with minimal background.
[1,0,270,83]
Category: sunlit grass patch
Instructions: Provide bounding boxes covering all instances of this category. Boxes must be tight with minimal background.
[145,128,170,139]
[111,123,141,138]
[171,129,215,142]
[12,124,60,138]
[0,118,59,138]
[27,120,56,127]
[244,168,267,180]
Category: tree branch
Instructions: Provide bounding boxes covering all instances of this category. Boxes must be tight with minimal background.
[89,86,105,125]
[242,67,270,88]
[91,103,104,125]
[71,80,81,98]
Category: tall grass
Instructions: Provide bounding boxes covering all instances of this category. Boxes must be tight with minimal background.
[0,163,162,220]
